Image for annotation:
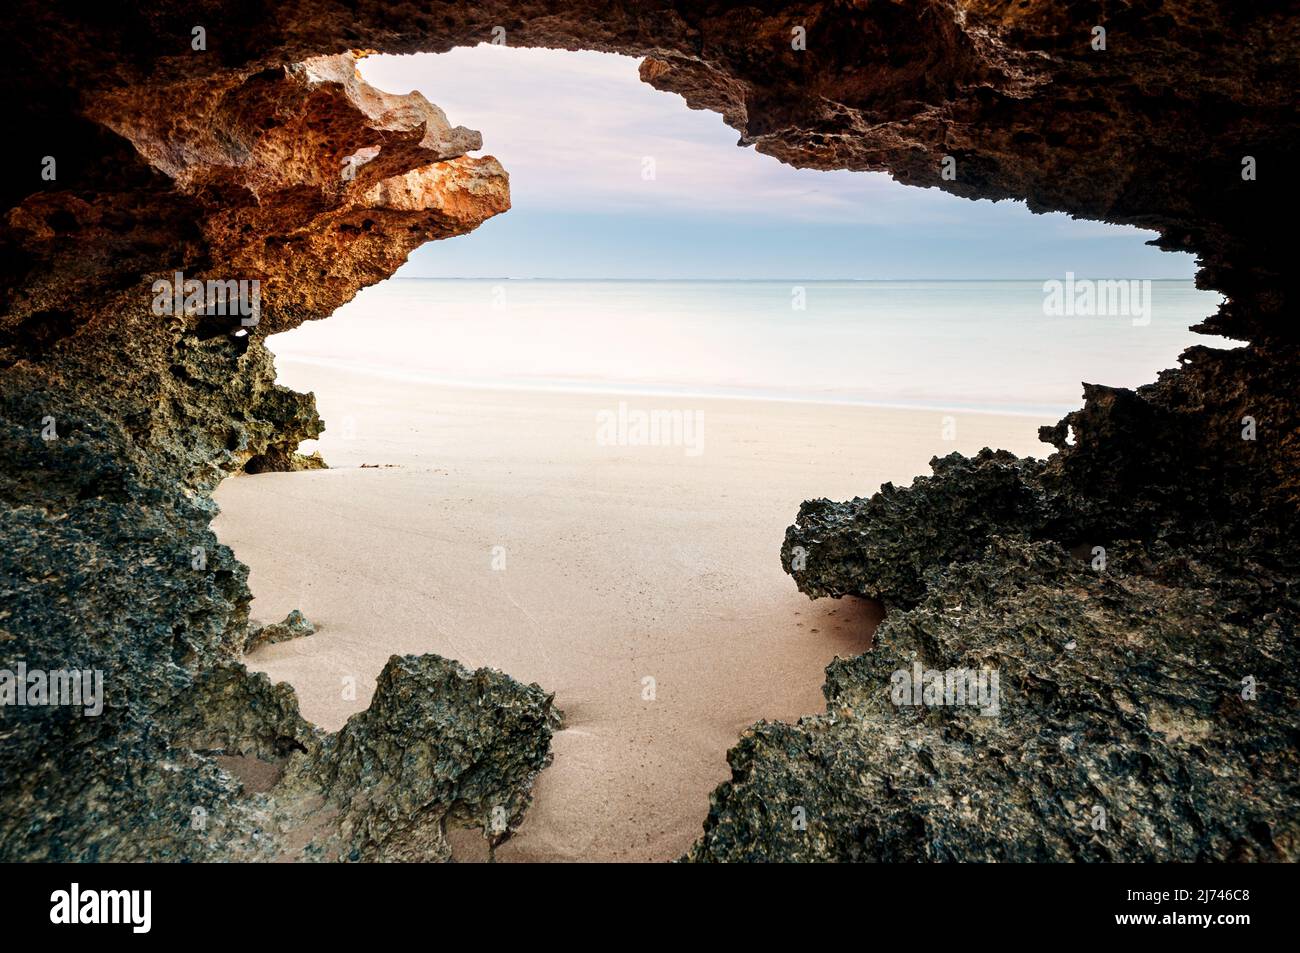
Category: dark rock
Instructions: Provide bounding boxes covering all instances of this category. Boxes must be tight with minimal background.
[783,449,1054,607]
[241,387,327,474]
[310,654,557,862]
[243,610,316,654]
[754,340,1300,861]
[690,540,1298,862]
[0,48,517,862]
[0,1,1295,862]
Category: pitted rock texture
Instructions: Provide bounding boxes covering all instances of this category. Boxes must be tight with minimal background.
[0,50,514,861]
[312,654,557,862]
[782,347,1300,630]
[2,1,1296,861]
[784,449,1054,607]
[244,609,316,654]
[6,2,1294,341]
[691,540,1297,862]
[759,350,1299,861]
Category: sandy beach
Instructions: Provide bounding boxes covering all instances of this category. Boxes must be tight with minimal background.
[213,359,1053,861]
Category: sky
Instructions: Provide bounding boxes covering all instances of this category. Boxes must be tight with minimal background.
[359,46,1198,281]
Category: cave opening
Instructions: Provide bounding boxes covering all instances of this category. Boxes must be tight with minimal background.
[4,0,1295,868]
[209,45,1227,862]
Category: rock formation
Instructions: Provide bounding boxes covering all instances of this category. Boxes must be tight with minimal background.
[0,46,522,860]
[2,2,1295,861]
[313,654,557,862]
[243,609,316,654]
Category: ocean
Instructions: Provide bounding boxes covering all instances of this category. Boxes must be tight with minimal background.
[269,278,1228,417]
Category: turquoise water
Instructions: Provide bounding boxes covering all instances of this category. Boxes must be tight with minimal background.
[270,279,1229,417]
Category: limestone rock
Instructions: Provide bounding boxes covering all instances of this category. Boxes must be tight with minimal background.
[310,654,557,862]
[0,45,515,862]
[783,449,1055,607]
[0,1,1295,862]
[691,540,1298,862]
[757,350,1299,860]
[243,610,316,654]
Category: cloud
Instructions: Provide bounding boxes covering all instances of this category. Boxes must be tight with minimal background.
[358,46,1189,278]
[359,46,956,224]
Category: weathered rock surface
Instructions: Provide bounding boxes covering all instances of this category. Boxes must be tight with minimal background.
[1,2,1296,861]
[0,49,517,861]
[243,609,316,654]
[738,341,1299,860]
[310,654,557,862]
[740,314,1299,860]
[693,535,1298,861]
[783,449,1054,607]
